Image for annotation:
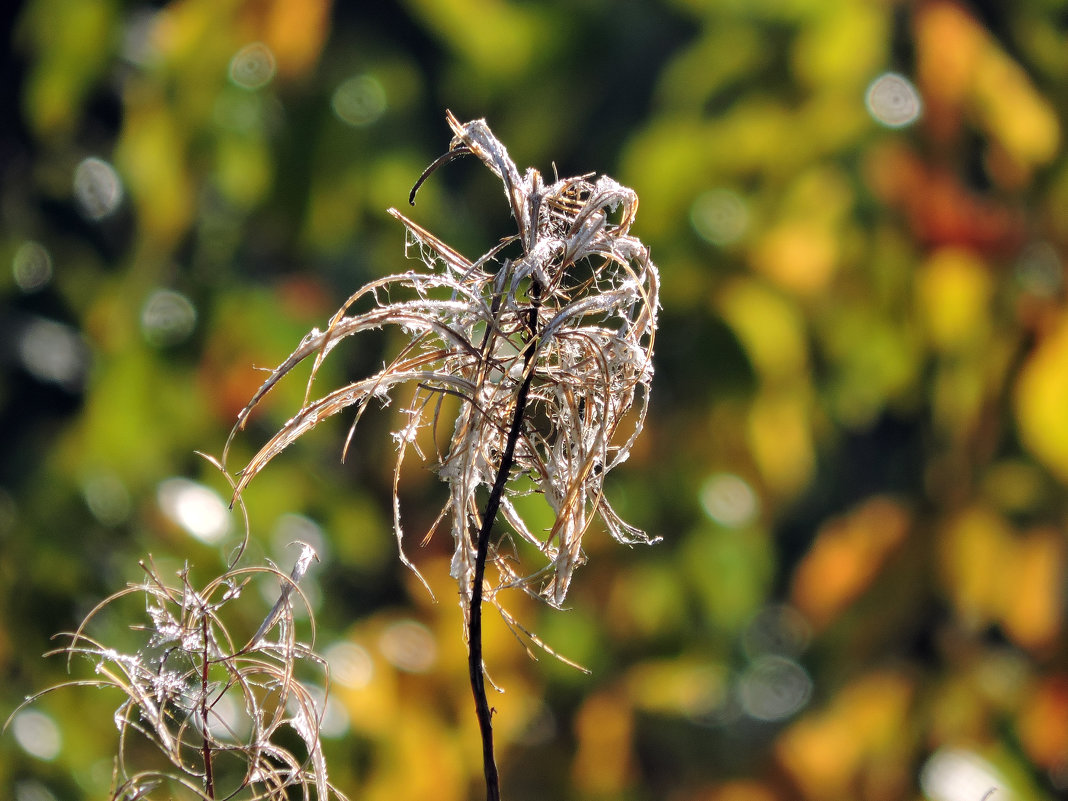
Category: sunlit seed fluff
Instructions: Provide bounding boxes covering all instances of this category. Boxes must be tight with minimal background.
[14,551,343,800]
[225,111,660,655]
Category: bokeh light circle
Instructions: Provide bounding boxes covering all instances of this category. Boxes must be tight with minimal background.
[691,189,750,246]
[737,655,812,721]
[230,42,276,89]
[141,289,197,347]
[866,72,923,128]
[73,157,124,220]
[12,241,53,292]
[332,75,387,127]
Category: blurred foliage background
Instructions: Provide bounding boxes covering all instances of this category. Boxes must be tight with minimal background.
[3,0,1068,799]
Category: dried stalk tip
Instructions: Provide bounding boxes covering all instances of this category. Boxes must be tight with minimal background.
[226,111,660,650]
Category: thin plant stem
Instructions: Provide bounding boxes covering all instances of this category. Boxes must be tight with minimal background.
[469,280,542,801]
[200,611,215,800]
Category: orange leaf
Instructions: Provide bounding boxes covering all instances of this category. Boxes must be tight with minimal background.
[791,497,910,628]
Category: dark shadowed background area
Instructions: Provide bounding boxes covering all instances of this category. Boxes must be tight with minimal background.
[3,1,1068,799]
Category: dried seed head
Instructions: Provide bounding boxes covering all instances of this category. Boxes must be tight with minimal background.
[10,555,343,800]
[226,112,659,652]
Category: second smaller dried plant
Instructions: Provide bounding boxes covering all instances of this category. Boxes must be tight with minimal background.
[10,548,340,801]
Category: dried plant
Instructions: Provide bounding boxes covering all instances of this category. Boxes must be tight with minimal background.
[223,111,660,799]
[224,111,659,620]
[9,548,342,801]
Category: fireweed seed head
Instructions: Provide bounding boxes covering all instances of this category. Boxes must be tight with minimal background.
[8,554,345,800]
[225,112,659,652]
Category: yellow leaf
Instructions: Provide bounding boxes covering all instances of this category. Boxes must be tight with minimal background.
[364,713,466,801]
[214,130,272,208]
[257,0,331,78]
[748,392,815,497]
[115,96,194,250]
[776,671,913,800]
[938,505,1012,628]
[972,44,1061,169]
[20,0,117,138]
[1015,313,1068,483]
[401,0,547,79]
[750,221,838,297]
[916,247,992,351]
[625,657,726,717]
[792,2,889,91]
[719,278,808,385]
[572,690,636,798]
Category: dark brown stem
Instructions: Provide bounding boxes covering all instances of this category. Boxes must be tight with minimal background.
[409,145,472,206]
[469,280,542,801]
[200,612,215,799]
